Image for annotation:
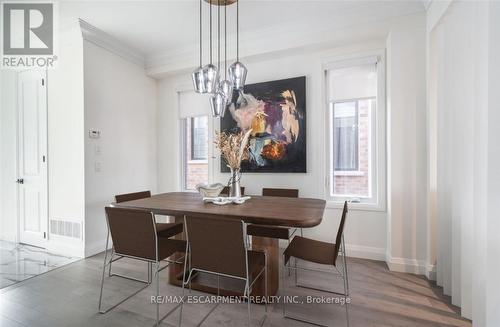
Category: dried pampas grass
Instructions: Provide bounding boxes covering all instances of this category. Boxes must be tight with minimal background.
[214,129,253,169]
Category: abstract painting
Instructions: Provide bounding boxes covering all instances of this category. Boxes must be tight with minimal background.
[220,76,306,173]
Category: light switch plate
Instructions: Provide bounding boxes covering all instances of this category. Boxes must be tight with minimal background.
[89,129,100,139]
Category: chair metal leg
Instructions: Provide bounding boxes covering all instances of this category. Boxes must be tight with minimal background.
[287,238,292,277]
[283,253,350,327]
[264,254,268,313]
[108,247,114,277]
[247,283,251,327]
[294,257,298,286]
[155,262,160,326]
[98,232,110,312]
[342,236,349,296]
[281,254,286,317]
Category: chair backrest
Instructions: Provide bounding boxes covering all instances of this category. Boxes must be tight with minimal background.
[105,207,157,260]
[333,201,348,265]
[262,188,299,198]
[115,191,151,203]
[184,216,248,278]
[220,186,245,196]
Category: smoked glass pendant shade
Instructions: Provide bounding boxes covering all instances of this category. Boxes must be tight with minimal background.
[228,61,247,90]
[203,64,219,93]
[191,66,207,93]
[219,79,233,101]
[210,91,227,117]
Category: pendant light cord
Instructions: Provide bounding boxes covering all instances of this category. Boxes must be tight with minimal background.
[224,1,227,78]
[236,0,239,61]
[209,0,212,64]
[199,0,202,67]
[217,0,220,71]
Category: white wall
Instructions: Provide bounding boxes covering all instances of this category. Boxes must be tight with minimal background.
[0,71,18,242]
[487,3,500,325]
[385,14,428,274]
[83,40,158,257]
[158,13,427,263]
[45,20,86,257]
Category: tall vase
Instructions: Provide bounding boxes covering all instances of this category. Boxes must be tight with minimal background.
[229,167,242,198]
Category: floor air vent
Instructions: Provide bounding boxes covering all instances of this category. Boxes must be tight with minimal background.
[50,220,81,239]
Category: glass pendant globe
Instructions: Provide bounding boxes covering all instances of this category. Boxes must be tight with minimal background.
[191,66,207,93]
[219,79,233,101]
[202,64,219,94]
[228,61,247,90]
[210,91,227,117]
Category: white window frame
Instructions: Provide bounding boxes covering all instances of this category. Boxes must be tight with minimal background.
[177,88,214,192]
[180,114,213,191]
[323,52,386,211]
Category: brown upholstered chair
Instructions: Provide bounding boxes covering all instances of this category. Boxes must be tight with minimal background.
[111,191,183,286]
[114,191,183,239]
[179,215,267,326]
[99,207,185,326]
[220,186,246,196]
[247,188,301,241]
[281,201,349,326]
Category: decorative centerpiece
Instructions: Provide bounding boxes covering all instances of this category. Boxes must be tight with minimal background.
[195,183,224,197]
[214,129,252,198]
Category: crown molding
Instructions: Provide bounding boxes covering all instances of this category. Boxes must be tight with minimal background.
[78,19,146,68]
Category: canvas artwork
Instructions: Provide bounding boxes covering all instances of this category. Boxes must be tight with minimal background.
[220,76,307,173]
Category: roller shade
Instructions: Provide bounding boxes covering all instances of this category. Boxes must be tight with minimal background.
[178,90,210,118]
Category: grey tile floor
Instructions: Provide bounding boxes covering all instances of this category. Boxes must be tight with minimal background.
[0,251,472,327]
[0,240,79,289]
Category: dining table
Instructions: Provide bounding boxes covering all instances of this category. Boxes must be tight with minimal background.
[112,192,326,297]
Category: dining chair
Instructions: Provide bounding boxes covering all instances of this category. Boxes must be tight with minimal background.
[179,215,267,326]
[99,207,186,326]
[220,186,246,196]
[281,201,349,327]
[247,188,301,276]
[112,191,184,282]
[247,188,301,240]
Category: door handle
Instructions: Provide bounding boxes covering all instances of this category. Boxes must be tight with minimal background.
[16,178,24,184]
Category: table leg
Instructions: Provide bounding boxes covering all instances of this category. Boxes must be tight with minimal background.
[251,235,279,297]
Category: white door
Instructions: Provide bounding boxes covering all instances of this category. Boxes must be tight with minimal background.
[17,70,48,248]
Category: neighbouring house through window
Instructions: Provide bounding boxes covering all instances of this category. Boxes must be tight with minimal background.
[183,115,209,190]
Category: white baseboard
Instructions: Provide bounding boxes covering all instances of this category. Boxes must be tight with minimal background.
[278,240,386,262]
[46,235,84,258]
[425,264,437,281]
[386,252,436,280]
[85,239,112,258]
[345,244,386,261]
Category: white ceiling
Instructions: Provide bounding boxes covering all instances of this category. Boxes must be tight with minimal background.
[61,0,426,65]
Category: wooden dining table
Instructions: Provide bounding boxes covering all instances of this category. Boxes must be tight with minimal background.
[112,192,326,297]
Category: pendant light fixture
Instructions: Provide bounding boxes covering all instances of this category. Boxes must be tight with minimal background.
[193,0,246,117]
[191,0,206,93]
[210,0,227,117]
[202,0,218,94]
[218,1,233,108]
[228,0,247,90]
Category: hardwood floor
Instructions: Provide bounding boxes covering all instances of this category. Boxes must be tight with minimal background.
[0,252,471,327]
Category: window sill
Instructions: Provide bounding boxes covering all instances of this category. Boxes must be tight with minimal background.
[326,200,386,212]
[187,160,208,164]
[334,170,364,176]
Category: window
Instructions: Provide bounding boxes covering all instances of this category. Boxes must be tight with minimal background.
[326,56,385,208]
[333,101,359,171]
[183,115,209,190]
[190,116,208,160]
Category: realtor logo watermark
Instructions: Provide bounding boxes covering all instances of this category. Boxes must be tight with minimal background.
[1,2,58,69]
